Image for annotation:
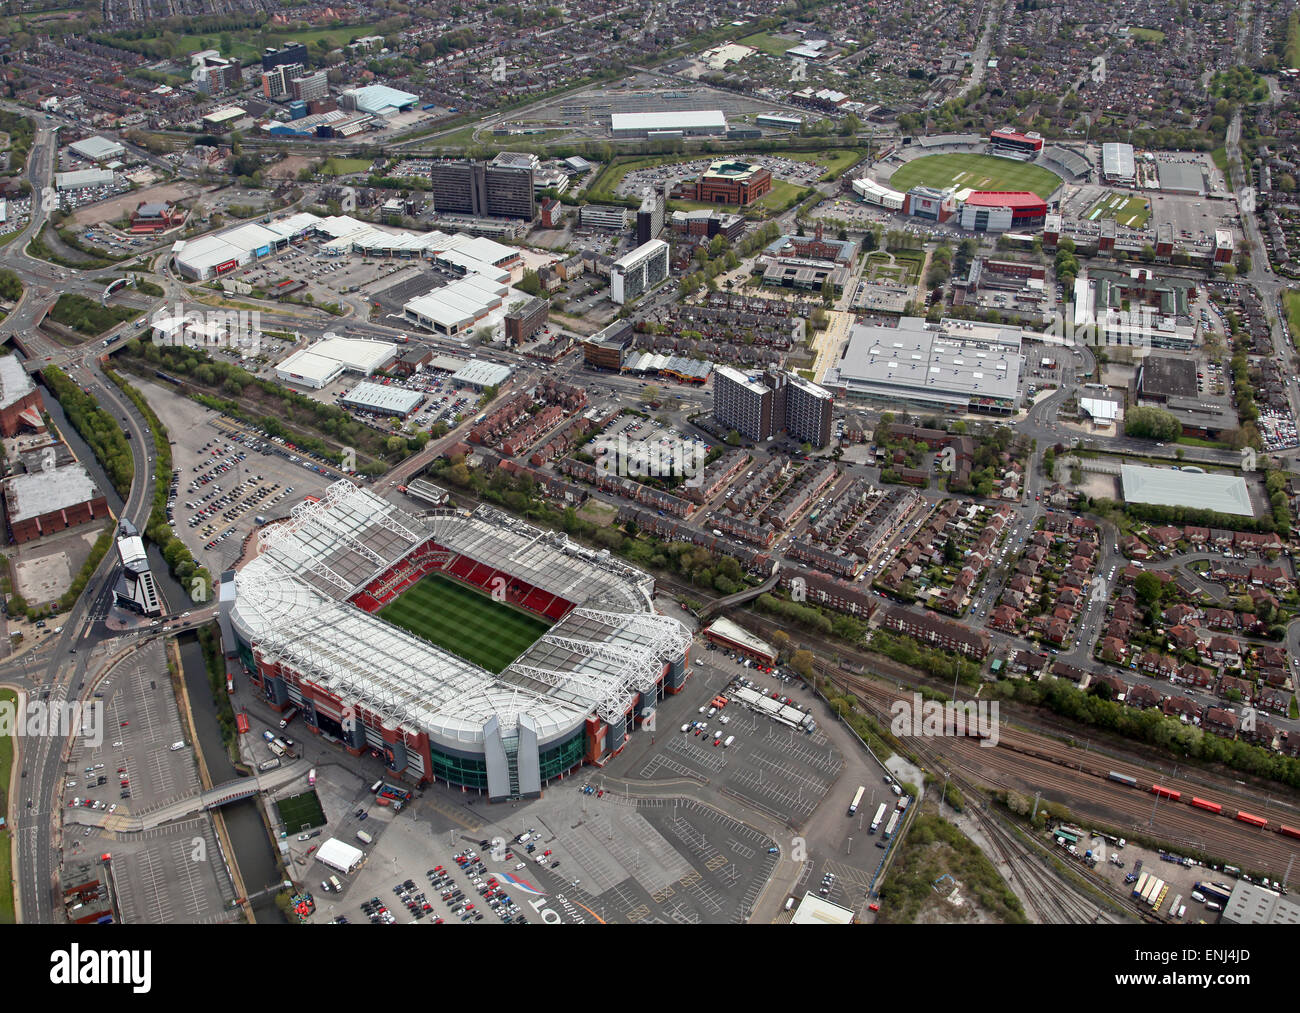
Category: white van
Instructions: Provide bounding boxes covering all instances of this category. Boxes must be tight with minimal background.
[169,741,185,751]
[356,829,373,845]
[1206,901,1222,912]
[1190,890,1205,903]
[723,735,735,748]
[784,897,795,912]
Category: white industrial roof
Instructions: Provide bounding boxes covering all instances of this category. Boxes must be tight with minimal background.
[705,616,775,659]
[1078,397,1119,422]
[5,464,100,522]
[345,84,418,114]
[305,335,397,375]
[70,136,124,161]
[341,382,424,415]
[715,364,770,397]
[1120,464,1252,516]
[610,110,726,132]
[791,892,856,924]
[1102,142,1135,179]
[450,360,512,388]
[0,356,36,410]
[55,168,115,190]
[275,349,346,387]
[404,273,509,331]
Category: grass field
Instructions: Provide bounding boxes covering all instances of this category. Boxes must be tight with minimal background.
[276,791,326,834]
[379,573,552,674]
[736,31,797,55]
[1127,26,1165,43]
[1083,191,1151,228]
[1285,290,1300,352]
[889,153,1061,199]
[322,157,372,177]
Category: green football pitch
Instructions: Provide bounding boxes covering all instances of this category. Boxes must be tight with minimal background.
[889,153,1062,199]
[379,573,552,673]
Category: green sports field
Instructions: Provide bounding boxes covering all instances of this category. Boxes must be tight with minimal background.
[1083,191,1151,228]
[889,153,1062,199]
[379,573,552,673]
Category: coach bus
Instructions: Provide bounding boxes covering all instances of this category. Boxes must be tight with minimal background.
[847,785,866,817]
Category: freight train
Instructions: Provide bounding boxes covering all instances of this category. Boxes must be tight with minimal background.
[1106,771,1300,839]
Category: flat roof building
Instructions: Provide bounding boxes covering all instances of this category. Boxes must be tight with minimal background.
[450,360,512,391]
[1101,142,1136,183]
[685,159,773,206]
[55,168,115,191]
[609,110,727,138]
[70,136,125,162]
[340,382,424,417]
[275,336,397,389]
[825,317,1023,415]
[1120,464,1253,517]
[5,463,108,544]
[0,356,44,436]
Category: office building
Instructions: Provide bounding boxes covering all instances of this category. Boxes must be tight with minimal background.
[636,184,666,245]
[430,153,537,221]
[263,42,308,71]
[684,159,773,206]
[504,297,548,345]
[610,239,669,305]
[291,71,329,103]
[579,203,628,230]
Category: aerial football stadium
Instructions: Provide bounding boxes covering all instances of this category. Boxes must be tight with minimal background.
[222,481,691,801]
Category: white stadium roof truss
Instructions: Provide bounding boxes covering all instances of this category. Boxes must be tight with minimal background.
[232,480,681,742]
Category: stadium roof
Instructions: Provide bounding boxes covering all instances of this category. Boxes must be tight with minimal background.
[340,382,424,416]
[1120,464,1252,516]
[5,464,100,522]
[231,484,683,747]
[610,110,726,132]
[964,191,1047,210]
[69,136,124,161]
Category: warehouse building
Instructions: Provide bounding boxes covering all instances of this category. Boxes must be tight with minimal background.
[340,383,424,418]
[274,336,398,389]
[69,136,125,163]
[1120,464,1252,517]
[450,359,513,392]
[5,463,108,544]
[824,316,1023,415]
[340,84,419,116]
[55,168,116,191]
[609,110,727,138]
[402,272,512,337]
[0,356,45,437]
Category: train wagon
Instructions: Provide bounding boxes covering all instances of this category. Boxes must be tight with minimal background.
[1149,784,1181,802]
[1189,797,1222,814]
[1107,771,1139,788]
[1279,825,1300,840]
[1235,811,1268,828]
